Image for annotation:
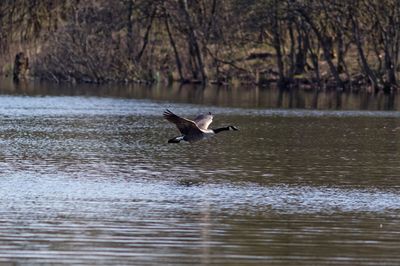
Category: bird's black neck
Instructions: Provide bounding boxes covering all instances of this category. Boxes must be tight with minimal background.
[213,126,231,134]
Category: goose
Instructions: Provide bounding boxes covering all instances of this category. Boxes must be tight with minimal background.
[163,109,238,143]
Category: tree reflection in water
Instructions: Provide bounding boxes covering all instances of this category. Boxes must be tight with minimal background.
[0,78,398,111]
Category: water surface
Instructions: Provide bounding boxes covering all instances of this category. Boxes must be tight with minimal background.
[1,81,400,265]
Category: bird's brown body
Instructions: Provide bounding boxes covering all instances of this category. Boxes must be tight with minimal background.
[163,109,238,143]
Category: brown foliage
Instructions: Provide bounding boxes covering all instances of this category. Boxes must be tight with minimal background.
[1,0,400,91]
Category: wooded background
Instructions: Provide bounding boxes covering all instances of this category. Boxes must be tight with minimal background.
[1,0,399,92]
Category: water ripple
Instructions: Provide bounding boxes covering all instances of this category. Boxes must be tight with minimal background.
[1,95,400,265]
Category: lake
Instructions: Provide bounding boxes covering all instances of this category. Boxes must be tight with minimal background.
[1,79,400,265]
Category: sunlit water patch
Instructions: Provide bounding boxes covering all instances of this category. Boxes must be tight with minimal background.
[1,175,400,265]
[2,175,400,215]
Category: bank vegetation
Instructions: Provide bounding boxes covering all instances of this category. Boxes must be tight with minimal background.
[1,0,400,93]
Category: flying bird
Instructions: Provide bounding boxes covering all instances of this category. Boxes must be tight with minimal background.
[163,109,238,143]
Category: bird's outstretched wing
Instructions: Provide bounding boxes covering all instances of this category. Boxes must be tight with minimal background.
[194,113,213,130]
[163,109,201,135]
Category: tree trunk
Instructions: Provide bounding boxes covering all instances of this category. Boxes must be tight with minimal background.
[164,13,185,82]
[382,34,397,88]
[178,0,207,83]
[272,3,286,89]
[351,16,380,90]
[125,0,134,61]
[298,9,345,90]
[336,30,345,73]
[136,8,156,62]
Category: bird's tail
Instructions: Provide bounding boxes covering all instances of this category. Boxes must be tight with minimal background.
[168,136,184,143]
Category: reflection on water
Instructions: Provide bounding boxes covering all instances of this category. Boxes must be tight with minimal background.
[1,79,400,264]
[1,78,399,110]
